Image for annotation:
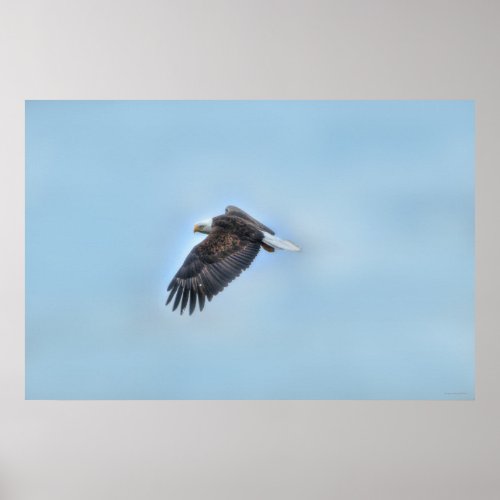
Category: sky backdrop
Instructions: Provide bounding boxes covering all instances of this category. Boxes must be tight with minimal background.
[26,100,474,399]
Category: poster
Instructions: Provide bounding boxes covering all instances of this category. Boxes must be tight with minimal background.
[25,100,474,400]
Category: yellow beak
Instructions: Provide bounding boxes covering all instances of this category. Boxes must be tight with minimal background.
[193,224,200,233]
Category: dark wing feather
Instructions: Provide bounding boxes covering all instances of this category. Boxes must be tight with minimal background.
[166,229,261,315]
[225,205,275,235]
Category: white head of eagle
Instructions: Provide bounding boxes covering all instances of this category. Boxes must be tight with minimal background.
[193,218,213,234]
[166,205,300,315]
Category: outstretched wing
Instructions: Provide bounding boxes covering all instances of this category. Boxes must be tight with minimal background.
[166,229,261,315]
[225,205,275,235]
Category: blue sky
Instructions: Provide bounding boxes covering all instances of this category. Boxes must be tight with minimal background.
[25,100,474,399]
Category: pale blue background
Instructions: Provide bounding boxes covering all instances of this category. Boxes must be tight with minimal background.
[26,100,474,399]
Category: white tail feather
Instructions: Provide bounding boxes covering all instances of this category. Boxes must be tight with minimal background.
[263,232,301,251]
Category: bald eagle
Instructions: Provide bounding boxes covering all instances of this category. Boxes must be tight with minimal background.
[166,205,300,315]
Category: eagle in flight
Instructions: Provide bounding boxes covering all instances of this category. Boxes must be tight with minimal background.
[166,205,300,315]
